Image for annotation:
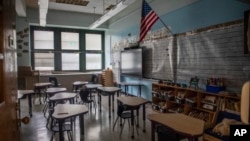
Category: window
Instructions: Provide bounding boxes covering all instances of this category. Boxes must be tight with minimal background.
[33,30,54,70]
[30,26,104,72]
[61,32,80,70]
[61,32,79,50]
[85,33,103,70]
[62,53,79,70]
[86,54,102,70]
[34,53,54,70]
[86,33,102,50]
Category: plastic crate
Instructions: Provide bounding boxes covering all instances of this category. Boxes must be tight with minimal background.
[206,85,225,93]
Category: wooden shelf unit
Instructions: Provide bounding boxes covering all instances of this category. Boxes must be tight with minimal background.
[100,69,114,86]
[152,83,240,127]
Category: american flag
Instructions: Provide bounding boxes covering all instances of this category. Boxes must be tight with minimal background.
[139,0,159,42]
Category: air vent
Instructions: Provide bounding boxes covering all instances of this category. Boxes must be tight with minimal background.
[56,0,89,6]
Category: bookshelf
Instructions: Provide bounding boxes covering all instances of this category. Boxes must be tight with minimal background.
[152,83,240,128]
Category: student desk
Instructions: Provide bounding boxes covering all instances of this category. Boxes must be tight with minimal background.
[85,84,102,102]
[147,113,205,141]
[52,104,88,141]
[46,87,67,96]
[97,86,121,118]
[117,96,149,139]
[49,92,76,106]
[72,81,88,92]
[44,87,67,117]
[117,82,143,97]
[17,90,34,117]
[33,82,52,104]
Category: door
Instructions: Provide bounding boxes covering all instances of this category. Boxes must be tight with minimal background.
[0,0,20,141]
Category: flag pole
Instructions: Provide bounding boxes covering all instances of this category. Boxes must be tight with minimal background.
[158,17,173,35]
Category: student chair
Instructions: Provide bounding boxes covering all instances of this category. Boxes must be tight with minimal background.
[113,102,138,138]
[79,86,96,111]
[49,77,62,87]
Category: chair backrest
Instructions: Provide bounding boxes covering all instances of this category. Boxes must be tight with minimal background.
[79,86,90,102]
[117,104,125,117]
[91,74,98,84]
[49,77,59,87]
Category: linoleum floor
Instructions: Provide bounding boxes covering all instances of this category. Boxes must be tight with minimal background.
[19,93,157,141]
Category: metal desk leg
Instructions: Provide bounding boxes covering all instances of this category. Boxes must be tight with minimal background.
[125,85,128,96]
[143,104,146,132]
[108,94,111,118]
[131,109,135,139]
[79,115,84,138]
[28,95,32,117]
[139,85,142,97]
[136,108,139,127]
[112,94,114,113]
[99,92,102,112]
[58,120,64,141]
[151,122,155,141]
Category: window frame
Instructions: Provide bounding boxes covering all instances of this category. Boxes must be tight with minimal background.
[30,26,105,72]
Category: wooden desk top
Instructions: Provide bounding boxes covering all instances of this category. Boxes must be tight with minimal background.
[18,90,34,95]
[97,86,121,92]
[17,90,34,99]
[117,96,149,107]
[34,82,52,87]
[49,92,76,101]
[147,113,204,137]
[52,104,88,120]
[72,81,88,86]
[85,84,102,89]
[46,87,67,94]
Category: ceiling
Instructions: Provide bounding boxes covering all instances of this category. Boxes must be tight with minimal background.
[26,0,133,15]
[22,0,151,27]
[21,0,201,28]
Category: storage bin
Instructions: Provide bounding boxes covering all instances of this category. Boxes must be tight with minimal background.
[206,85,225,93]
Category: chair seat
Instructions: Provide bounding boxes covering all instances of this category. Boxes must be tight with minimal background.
[82,99,95,104]
[51,123,72,132]
[121,111,134,119]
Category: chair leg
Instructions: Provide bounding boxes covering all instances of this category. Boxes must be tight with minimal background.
[128,119,131,129]
[113,117,119,131]
[50,132,55,141]
[119,119,126,138]
[67,131,72,141]
[69,131,73,141]
[135,118,139,135]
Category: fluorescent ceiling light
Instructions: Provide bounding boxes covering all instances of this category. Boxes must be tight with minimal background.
[38,0,49,26]
[89,0,136,29]
[40,19,46,27]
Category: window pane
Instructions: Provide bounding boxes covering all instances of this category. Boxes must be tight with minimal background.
[61,32,79,50]
[85,34,101,50]
[34,31,54,49]
[62,53,79,70]
[34,53,54,70]
[86,54,102,70]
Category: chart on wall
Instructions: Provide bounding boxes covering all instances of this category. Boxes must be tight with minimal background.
[142,37,175,81]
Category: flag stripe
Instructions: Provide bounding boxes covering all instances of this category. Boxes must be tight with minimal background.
[139,0,159,42]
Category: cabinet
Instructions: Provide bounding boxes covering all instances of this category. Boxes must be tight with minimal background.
[100,69,114,86]
[18,66,39,89]
[152,83,240,128]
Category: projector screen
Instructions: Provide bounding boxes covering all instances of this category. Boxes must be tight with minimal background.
[121,48,142,77]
